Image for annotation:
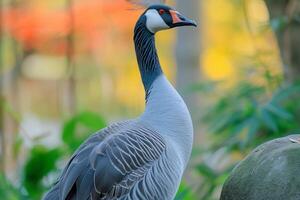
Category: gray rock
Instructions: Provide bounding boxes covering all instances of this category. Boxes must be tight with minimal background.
[220,135,300,200]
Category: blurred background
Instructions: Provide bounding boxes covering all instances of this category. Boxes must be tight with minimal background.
[0,0,300,199]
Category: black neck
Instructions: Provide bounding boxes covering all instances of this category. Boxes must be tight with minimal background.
[134,15,163,94]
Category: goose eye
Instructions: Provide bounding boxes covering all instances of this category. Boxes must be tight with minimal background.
[159,9,165,15]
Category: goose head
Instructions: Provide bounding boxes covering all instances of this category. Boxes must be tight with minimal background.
[142,4,197,33]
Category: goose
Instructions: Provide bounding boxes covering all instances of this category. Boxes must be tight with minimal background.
[43,2,196,200]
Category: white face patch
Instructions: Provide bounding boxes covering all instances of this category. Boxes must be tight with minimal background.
[145,9,169,33]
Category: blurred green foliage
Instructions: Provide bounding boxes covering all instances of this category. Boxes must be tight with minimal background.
[24,146,61,199]
[62,112,106,152]
[177,79,300,200]
[175,182,198,200]
[0,111,106,200]
[0,174,20,200]
[205,82,300,149]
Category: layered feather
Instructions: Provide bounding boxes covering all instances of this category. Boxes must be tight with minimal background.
[43,120,181,200]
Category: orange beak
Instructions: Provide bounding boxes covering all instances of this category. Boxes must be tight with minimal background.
[169,10,197,27]
[170,10,183,24]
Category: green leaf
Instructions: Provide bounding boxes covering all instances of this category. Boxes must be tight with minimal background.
[271,84,300,103]
[62,111,106,151]
[260,108,278,132]
[0,174,20,200]
[175,182,196,200]
[23,146,61,199]
[265,103,293,120]
[229,117,255,139]
[243,117,260,147]
[76,112,106,129]
[196,163,217,180]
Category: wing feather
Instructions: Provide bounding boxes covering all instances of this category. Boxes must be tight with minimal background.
[43,121,166,200]
[76,168,93,200]
[90,123,166,198]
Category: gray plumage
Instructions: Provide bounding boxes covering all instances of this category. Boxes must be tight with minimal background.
[43,4,195,200]
[44,76,193,200]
